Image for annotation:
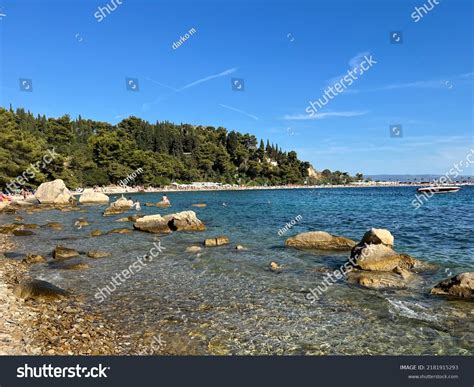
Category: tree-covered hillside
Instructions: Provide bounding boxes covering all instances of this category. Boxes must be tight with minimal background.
[0,106,361,190]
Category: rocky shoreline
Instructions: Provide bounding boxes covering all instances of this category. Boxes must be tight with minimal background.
[1,179,472,356]
[0,234,147,355]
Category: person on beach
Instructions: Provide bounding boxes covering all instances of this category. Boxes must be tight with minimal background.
[134,200,141,211]
[162,194,170,205]
[21,188,29,199]
[127,197,134,207]
[0,192,12,203]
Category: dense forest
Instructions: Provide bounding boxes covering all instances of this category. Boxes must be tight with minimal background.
[0,106,363,190]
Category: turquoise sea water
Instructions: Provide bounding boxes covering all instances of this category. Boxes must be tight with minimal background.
[3,186,473,355]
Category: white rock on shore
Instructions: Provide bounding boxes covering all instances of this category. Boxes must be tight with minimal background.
[78,188,110,204]
[35,179,73,204]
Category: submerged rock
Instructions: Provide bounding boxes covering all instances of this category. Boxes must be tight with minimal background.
[90,229,103,237]
[191,203,207,208]
[285,231,356,250]
[235,245,246,250]
[13,229,35,236]
[133,211,205,234]
[186,245,202,253]
[52,245,79,261]
[50,260,90,271]
[78,188,110,204]
[22,254,47,265]
[13,279,68,300]
[204,236,229,247]
[116,215,142,222]
[58,205,80,212]
[156,201,171,208]
[35,179,73,205]
[46,222,63,230]
[22,223,39,229]
[87,250,111,259]
[347,270,409,289]
[431,272,474,299]
[107,228,132,235]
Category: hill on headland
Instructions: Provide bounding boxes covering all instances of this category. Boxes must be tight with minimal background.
[0,106,362,190]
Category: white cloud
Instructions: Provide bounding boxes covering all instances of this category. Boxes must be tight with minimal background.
[354,72,473,93]
[283,110,369,120]
[348,51,370,68]
[326,51,370,85]
[178,67,238,91]
[219,104,259,121]
[144,77,178,92]
[142,67,238,109]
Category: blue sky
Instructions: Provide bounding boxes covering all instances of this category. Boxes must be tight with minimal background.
[0,0,472,175]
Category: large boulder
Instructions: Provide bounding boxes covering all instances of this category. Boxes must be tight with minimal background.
[13,279,68,300]
[79,188,109,204]
[359,228,394,247]
[431,272,474,299]
[133,214,171,233]
[133,211,205,234]
[35,179,73,204]
[168,211,206,231]
[350,243,418,272]
[285,231,356,251]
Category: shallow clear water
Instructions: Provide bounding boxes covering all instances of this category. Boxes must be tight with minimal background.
[4,187,474,355]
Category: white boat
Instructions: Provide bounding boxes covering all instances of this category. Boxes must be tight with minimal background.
[417,185,461,194]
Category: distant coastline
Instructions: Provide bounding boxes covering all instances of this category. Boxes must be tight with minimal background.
[70,181,474,196]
